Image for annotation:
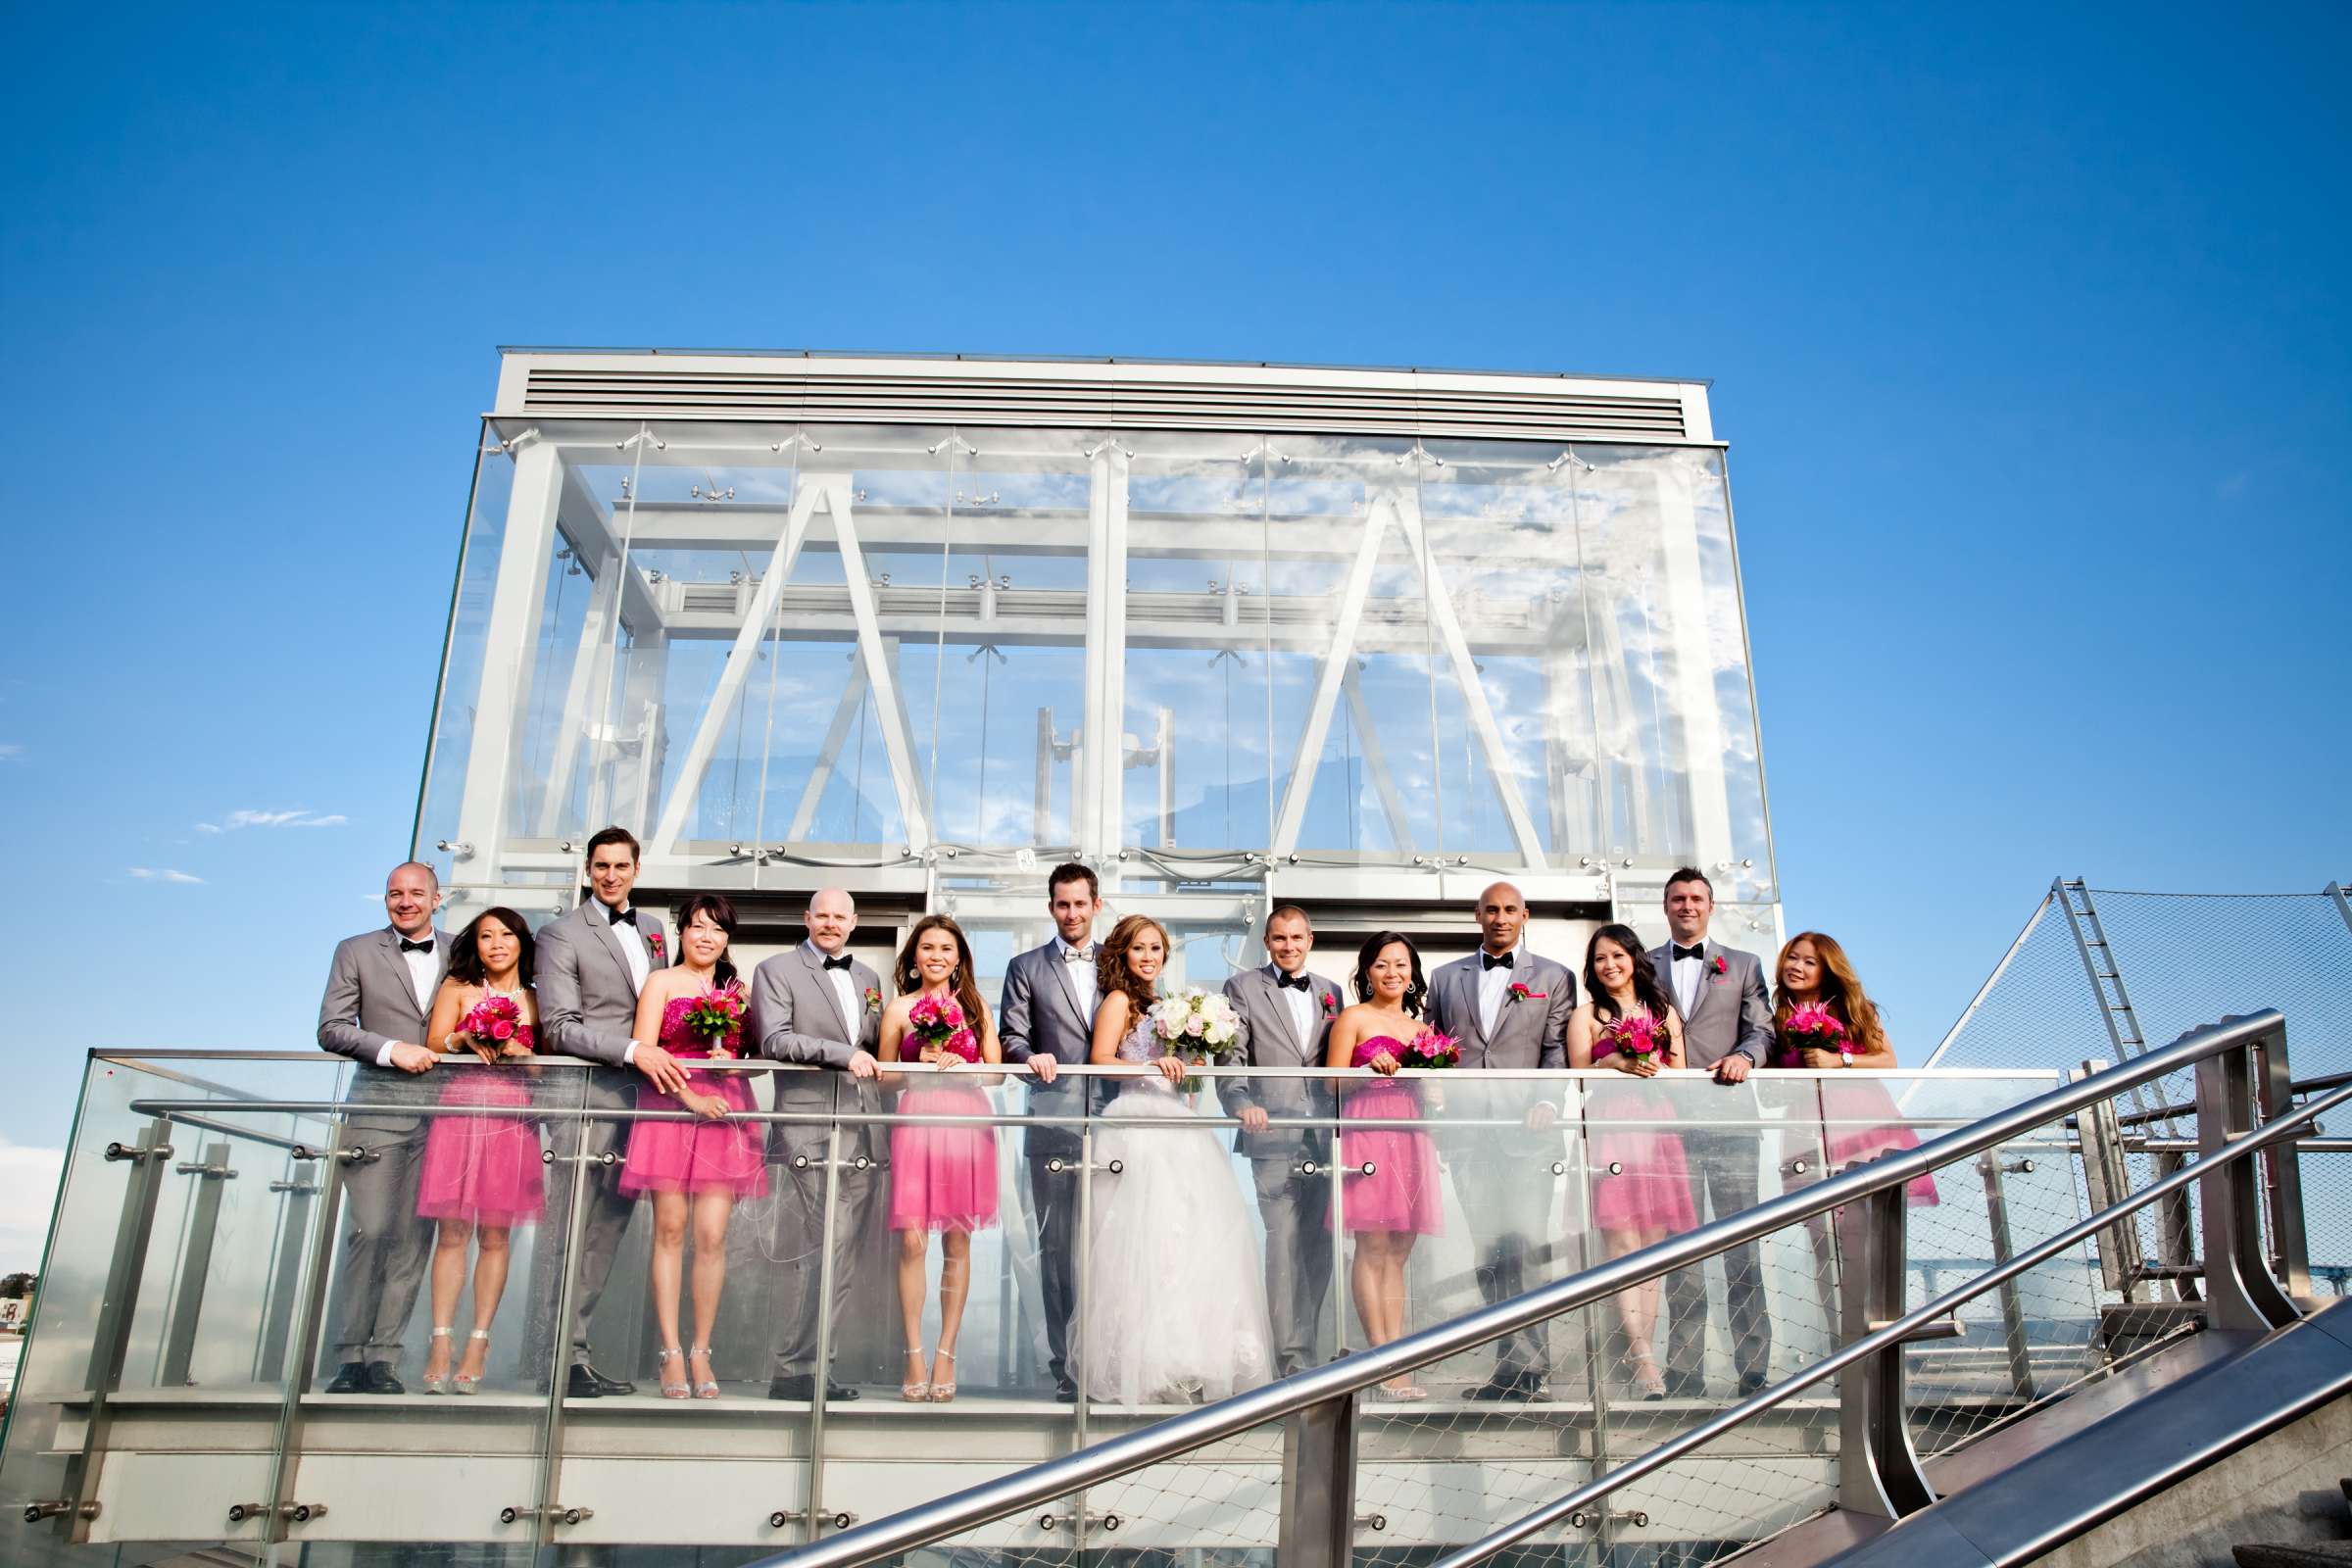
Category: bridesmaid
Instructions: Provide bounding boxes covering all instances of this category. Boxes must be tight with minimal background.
[620,894,766,1399]
[877,914,1003,1403]
[1567,923,1696,1399]
[1773,931,1937,1206]
[1326,931,1444,1401]
[415,907,545,1396]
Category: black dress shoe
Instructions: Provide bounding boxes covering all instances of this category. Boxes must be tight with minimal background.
[1663,1371,1703,1399]
[768,1374,814,1401]
[323,1361,369,1395]
[1738,1372,1769,1397]
[363,1361,405,1395]
[1054,1385,1079,1404]
[1468,1374,1520,1401]
[564,1365,606,1399]
[579,1363,636,1396]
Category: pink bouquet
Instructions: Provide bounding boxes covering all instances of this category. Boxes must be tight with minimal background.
[1397,1027,1460,1069]
[1597,1010,1665,1062]
[1778,1004,1846,1066]
[679,983,747,1054]
[908,994,981,1063]
[458,994,531,1054]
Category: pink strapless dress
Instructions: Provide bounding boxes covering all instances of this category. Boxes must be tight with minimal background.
[1334,1037,1443,1236]
[618,998,767,1199]
[416,1020,545,1228]
[889,1072,1000,1234]
[1775,1045,1939,1206]
[1588,1049,1698,1235]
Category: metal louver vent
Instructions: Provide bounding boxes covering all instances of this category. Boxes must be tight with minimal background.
[516,367,1688,441]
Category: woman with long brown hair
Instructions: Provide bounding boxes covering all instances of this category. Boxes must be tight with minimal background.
[877,914,1002,1402]
[1771,932,1936,1205]
[1079,914,1274,1404]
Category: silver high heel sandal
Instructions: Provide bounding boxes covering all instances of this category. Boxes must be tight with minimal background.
[421,1327,453,1396]
[691,1345,720,1400]
[656,1348,690,1400]
[454,1328,491,1396]
[901,1348,931,1403]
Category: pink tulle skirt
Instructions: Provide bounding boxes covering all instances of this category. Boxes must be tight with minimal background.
[889,1085,1000,1233]
[620,1068,767,1199]
[417,1068,545,1227]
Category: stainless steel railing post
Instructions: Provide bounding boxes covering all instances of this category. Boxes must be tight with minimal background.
[2253,1029,2313,1298]
[159,1141,235,1387]
[1834,1185,1934,1518]
[2194,1036,2299,1333]
[1278,1392,1359,1568]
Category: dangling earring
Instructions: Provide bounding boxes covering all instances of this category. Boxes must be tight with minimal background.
[950,966,963,987]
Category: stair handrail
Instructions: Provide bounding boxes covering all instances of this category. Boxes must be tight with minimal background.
[760,1009,2295,1568]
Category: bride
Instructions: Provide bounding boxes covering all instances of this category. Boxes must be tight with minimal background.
[1079,913,1276,1404]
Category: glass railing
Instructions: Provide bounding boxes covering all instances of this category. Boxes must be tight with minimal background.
[0,1052,2066,1562]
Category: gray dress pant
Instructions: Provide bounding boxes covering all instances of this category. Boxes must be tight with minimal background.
[330,1133,433,1363]
[1450,1152,1554,1381]
[1664,1130,1773,1385]
[768,1122,881,1380]
[1250,1155,1333,1377]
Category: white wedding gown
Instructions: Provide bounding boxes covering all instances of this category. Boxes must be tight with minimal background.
[1080,1019,1276,1404]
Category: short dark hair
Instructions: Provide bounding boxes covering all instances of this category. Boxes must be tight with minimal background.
[1046,860,1098,900]
[1265,904,1311,931]
[1664,866,1712,897]
[450,906,536,989]
[585,826,640,864]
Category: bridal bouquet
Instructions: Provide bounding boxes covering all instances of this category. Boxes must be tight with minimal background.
[678,983,747,1054]
[1147,987,1243,1060]
[907,994,981,1063]
[1397,1027,1460,1069]
[455,994,532,1058]
[1597,1010,1666,1062]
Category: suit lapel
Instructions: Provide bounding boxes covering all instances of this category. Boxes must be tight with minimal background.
[373,930,426,1025]
[1454,963,1491,1054]
[1261,968,1308,1062]
[1685,940,1718,1025]
[589,907,640,996]
[803,946,856,1041]
[1053,948,1093,1034]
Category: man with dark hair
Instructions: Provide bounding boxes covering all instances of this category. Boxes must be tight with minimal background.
[1221,905,1343,1376]
[998,860,1103,1401]
[1428,881,1577,1399]
[533,828,685,1397]
[1648,866,1776,1396]
[315,861,453,1393]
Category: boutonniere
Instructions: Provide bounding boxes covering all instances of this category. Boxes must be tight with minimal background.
[646,931,665,960]
[1508,980,1548,1004]
[863,986,882,1016]
[1711,956,1727,976]
[1319,990,1339,1018]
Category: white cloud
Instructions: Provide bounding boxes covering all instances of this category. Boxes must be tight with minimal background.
[0,1139,65,1272]
[0,743,22,760]
[128,866,204,884]
[195,808,348,833]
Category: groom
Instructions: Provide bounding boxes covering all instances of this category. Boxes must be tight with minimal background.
[1428,881,1576,1400]
[998,860,1103,1402]
[1648,866,1776,1397]
[314,860,452,1394]
[534,827,686,1398]
[1220,905,1344,1377]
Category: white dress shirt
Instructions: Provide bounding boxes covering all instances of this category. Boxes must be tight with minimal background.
[1271,964,1315,1055]
[375,928,442,1067]
[1055,937,1100,1016]
[806,939,861,1035]
[1476,941,1523,1039]
[606,906,652,992]
[1668,937,1707,1017]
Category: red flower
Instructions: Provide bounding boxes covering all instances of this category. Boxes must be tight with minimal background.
[1320,990,1338,1016]
[648,931,666,958]
[1711,956,1726,975]
[1508,981,1549,1003]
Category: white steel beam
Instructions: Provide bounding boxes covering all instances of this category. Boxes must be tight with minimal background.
[783,656,869,843]
[1078,445,1131,864]
[1340,662,1417,857]
[647,482,824,856]
[825,481,932,854]
[1268,492,1395,858]
[452,439,564,880]
[533,564,622,837]
[1650,462,1734,864]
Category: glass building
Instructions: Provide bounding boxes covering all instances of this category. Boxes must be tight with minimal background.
[417,350,1781,966]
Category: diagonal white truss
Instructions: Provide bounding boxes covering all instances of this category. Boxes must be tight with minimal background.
[1268,485,1547,870]
[649,475,933,858]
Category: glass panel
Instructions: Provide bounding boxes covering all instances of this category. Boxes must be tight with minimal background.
[416,428,514,873]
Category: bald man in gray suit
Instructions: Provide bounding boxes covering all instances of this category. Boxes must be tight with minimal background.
[750,887,885,1402]
[315,861,452,1394]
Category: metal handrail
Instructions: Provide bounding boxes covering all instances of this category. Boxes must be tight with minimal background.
[758,1009,2287,1568]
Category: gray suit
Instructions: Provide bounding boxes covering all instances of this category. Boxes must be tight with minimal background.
[534,899,667,1370]
[998,940,1101,1393]
[316,926,451,1364]
[1649,937,1776,1387]
[1219,964,1343,1376]
[1427,947,1575,1383]
[750,943,884,1380]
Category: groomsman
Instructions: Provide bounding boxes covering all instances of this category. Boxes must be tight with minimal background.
[315,861,453,1393]
[1648,866,1776,1397]
[535,827,685,1398]
[1220,906,1345,1377]
[1428,881,1576,1400]
[998,861,1103,1403]
[751,887,885,1401]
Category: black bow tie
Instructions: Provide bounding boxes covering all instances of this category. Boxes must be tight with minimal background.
[399,937,435,955]
[1673,943,1706,962]
[1482,951,1515,971]
[608,906,637,928]
[1276,971,1311,991]
[822,955,853,972]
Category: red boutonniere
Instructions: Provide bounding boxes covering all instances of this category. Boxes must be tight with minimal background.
[647,931,665,960]
[863,986,882,1016]
[1508,981,1548,1004]
[1711,956,1727,976]
[1320,990,1339,1017]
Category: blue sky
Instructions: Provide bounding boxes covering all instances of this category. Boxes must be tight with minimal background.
[2,2,2345,1264]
